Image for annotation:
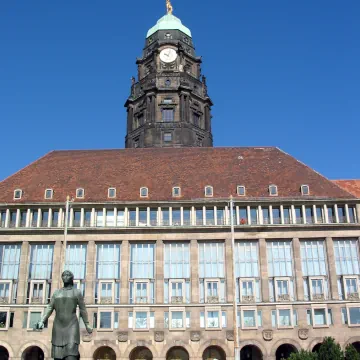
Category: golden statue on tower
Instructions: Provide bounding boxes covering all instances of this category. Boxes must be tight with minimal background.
[166,0,173,15]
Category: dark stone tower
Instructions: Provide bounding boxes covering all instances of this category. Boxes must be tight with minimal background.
[125,12,213,148]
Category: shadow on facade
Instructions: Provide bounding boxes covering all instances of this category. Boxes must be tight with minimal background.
[0,346,9,360]
[22,346,44,360]
[241,345,263,360]
[167,347,189,360]
[352,342,360,353]
[130,346,153,360]
[275,344,297,360]
[312,343,322,353]
[203,346,226,360]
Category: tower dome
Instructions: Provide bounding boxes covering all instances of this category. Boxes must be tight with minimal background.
[146,14,192,38]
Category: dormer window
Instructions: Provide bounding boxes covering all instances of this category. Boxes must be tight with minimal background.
[140,187,148,198]
[205,186,213,197]
[301,185,310,196]
[269,185,278,196]
[237,186,246,196]
[44,189,53,200]
[76,188,84,199]
[108,188,116,199]
[173,187,181,197]
[14,189,22,200]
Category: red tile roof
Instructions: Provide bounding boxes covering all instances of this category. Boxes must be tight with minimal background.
[332,180,360,198]
[0,147,355,203]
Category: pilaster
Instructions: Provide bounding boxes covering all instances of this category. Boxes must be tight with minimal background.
[17,241,30,304]
[259,238,269,302]
[292,238,304,300]
[225,236,234,302]
[156,239,164,304]
[120,240,130,304]
[85,241,96,304]
[190,239,199,303]
[51,240,62,295]
[326,237,339,300]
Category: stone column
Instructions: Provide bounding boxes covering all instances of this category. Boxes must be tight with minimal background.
[190,239,199,303]
[292,238,304,300]
[156,239,164,304]
[205,105,211,131]
[356,204,360,223]
[127,106,133,133]
[225,236,234,302]
[17,241,30,304]
[259,239,269,302]
[85,241,96,304]
[51,240,62,295]
[120,240,129,304]
[326,237,339,300]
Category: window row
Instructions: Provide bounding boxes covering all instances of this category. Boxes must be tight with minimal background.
[1,203,357,229]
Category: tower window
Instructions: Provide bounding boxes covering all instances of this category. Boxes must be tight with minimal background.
[14,189,23,200]
[165,79,171,86]
[163,98,173,104]
[301,185,310,196]
[237,186,246,196]
[136,113,144,127]
[44,189,53,200]
[162,109,174,122]
[140,187,149,198]
[108,188,116,199]
[76,188,85,199]
[269,185,278,196]
[164,133,172,142]
[205,186,213,197]
[133,136,140,148]
[193,113,201,127]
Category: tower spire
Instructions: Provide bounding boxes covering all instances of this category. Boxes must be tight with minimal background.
[166,0,173,15]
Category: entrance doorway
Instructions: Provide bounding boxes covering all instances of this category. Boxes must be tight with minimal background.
[0,346,9,360]
[167,347,189,360]
[130,347,153,360]
[275,344,297,360]
[203,346,226,360]
[241,345,263,360]
[22,346,44,360]
[93,346,116,360]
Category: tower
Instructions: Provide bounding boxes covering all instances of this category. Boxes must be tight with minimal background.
[125,3,213,148]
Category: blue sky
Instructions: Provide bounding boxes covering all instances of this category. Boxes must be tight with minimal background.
[0,0,359,181]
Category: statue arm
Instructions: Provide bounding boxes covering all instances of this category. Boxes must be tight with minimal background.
[77,290,90,325]
[40,292,55,323]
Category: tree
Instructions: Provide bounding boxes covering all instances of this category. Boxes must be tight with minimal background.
[345,344,360,360]
[288,350,318,360]
[317,337,344,360]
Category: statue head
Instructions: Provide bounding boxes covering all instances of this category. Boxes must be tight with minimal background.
[61,270,74,286]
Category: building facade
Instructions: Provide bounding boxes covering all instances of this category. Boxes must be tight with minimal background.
[1,6,360,360]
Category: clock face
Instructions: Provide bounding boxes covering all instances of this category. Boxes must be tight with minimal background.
[160,48,178,63]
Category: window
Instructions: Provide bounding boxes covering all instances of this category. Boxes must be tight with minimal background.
[301,185,310,196]
[262,207,270,225]
[95,309,118,331]
[346,305,360,327]
[8,211,16,228]
[116,209,125,227]
[0,244,21,296]
[76,188,84,199]
[95,244,120,304]
[106,210,115,227]
[342,276,360,300]
[206,208,215,225]
[311,305,330,328]
[195,208,203,225]
[108,188,116,199]
[65,244,86,295]
[149,208,157,226]
[272,307,296,329]
[294,207,303,224]
[172,208,181,226]
[241,308,258,329]
[52,210,60,227]
[250,207,259,225]
[0,281,12,304]
[161,208,170,226]
[0,211,6,228]
[128,209,136,226]
[14,189,22,200]
[337,206,346,223]
[140,187,148,197]
[164,309,190,330]
[130,244,155,304]
[29,280,47,304]
[237,186,246,196]
[200,308,227,329]
[162,109,174,121]
[164,243,190,304]
[44,189,53,200]
[95,210,104,227]
[304,206,314,224]
[172,187,181,197]
[283,206,292,224]
[72,210,81,227]
[205,186,213,197]
[183,208,191,226]
[269,185,278,196]
[327,205,335,223]
[0,308,12,330]
[25,309,44,331]
[274,278,292,302]
[315,206,325,224]
[272,207,281,225]
[164,132,172,142]
[334,239,360,275]
[128,310,155,330]
[217,207,226,225]
[349,206,357,223]
[193,113,201,127]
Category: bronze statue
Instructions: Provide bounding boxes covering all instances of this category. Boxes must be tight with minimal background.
[36,270,92,360]
[166,0,173,15]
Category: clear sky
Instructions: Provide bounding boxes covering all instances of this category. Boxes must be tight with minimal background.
[0,0,359,182]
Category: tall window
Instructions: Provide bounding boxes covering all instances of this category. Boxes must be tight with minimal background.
[235,242,261,302]
[193,113,201,127]
[267,241,294,302]
[334,239,360,300]
[65,244,87,295]
[162,109,174,121]
[301,240,328,300]
[199,242,225,303]
[164,243,190,304]
[95,244,120,304]
[130,243,155,304]
[0,244,21,303]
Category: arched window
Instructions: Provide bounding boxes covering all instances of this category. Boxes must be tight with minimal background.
[140,187,149,198]
[269,185,278,196]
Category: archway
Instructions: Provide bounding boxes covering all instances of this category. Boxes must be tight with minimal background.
[93,346,116,360]
[312,343,322,353]
[130,347,153,360]
[167,347,189,360]
[241,345,263,360]
[203,346,226,360]
[22,346,44,360]
[0,346,9,360]
[275,344,297,360]
[352,342,360,353]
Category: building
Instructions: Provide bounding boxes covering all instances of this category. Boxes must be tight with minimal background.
[1,4,360,360]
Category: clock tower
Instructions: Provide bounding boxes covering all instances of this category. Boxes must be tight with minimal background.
[125,2,213,148]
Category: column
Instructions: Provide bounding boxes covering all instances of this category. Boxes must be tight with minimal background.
[225,236,234,302]
[356,204,360,223]
[190,239,199,303]
[156,239,164,304]
[120,240,129,304]
[326,237,339,299]
[204,105,211,131]
[292,238,304,300]
[51,240,62,295]
[127,106,133,133]
[259,239,269,302]
[85,241,96,304]
[17,241,30,304]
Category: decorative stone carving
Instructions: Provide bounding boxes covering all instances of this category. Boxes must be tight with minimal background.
[190,331,201,342]
[241,295,255,303]
[154,331,164,342]
[312,294,325,301]
[82,331,92,343]
[278,294,290,302]
[0,297,9,304]
[171,296,183,304]
[117,331,128,342]
[207,296,219,304]
[100,297,112,304]
[31,297,43,304]
[263,329,273,341]
[348,293,360,300]
[298,328,309,340]
[226,331,234,341]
